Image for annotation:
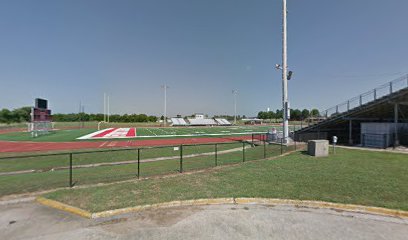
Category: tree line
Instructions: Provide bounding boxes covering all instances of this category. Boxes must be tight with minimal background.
[0,107,158,123]
[257,108,320,121]
[1,106,320,124]
[0,107,31,123]
[52,113,158,122]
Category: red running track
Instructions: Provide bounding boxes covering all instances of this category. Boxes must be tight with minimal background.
[0,136,252,153]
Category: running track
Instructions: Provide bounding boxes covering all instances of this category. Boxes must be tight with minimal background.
[0,136,252,153]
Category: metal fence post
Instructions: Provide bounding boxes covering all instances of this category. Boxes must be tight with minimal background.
[390,82,393,94]
[180,145,183,173]
[294,135,297,150]
[383,134,387,149]
[374,89,377,100]
[242,142,245,162]
[69,153,73,187]
[359,95,362,106]
[137,148,140,179]
[215,144,218,166]
[263,137,266,158]
[280,138,283,155]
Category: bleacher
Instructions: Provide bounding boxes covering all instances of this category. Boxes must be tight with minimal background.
[171,118,188,126]
[215,118,232,126]
[188,118,217,126]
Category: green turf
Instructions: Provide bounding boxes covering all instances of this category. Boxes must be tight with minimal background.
[0,128,96,142]
[43,148,408,212]
[0,142,288,196]
[0,125,294,142]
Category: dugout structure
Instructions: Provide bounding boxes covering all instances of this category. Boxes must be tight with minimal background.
[29,98,52,137]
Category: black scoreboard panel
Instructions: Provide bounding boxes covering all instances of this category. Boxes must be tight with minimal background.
[35,98,48,109]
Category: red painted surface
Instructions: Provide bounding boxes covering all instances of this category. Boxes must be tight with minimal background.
[0,136,252,153]
[126,128,136,137]
[93,128,118,138]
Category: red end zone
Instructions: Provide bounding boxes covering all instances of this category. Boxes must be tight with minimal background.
[78,128,136,139]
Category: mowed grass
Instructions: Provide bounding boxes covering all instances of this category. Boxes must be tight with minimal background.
[0,143,285,196]
[0,143,244,173]
[44,148,408,212]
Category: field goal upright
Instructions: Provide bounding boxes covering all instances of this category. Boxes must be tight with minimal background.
[29,98,53,137]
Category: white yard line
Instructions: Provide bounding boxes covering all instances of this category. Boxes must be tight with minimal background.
[145,128,158,136]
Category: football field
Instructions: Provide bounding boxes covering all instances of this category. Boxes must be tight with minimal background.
[78,125,279,139]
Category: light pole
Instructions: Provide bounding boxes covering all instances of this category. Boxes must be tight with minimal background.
[103,93,106,122]
[232,90,238,125]
[276,0,290,143]
[161,85,169,126]
[107,95,110,123]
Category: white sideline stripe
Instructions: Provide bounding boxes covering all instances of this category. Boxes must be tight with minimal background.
[133,131,266,138]
[78,129,267,140]
[77,128,114,140]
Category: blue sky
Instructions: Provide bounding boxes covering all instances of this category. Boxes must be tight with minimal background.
[0,0,407,117]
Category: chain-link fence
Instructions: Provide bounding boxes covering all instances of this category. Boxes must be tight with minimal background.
[0,136,305,197]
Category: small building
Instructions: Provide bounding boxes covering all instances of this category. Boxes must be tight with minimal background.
[242,118,263,125]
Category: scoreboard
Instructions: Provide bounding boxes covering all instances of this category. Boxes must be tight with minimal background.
[31,98,52,122]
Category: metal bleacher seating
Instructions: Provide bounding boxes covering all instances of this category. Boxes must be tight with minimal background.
[187,118,217,126]
[171,118,188,126]
[215,118,232,126]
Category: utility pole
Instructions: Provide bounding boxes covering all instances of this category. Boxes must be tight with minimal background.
[232,90,238,125]
[103,93,106,122]
[281,0,289,143]
[107,95,110,123]
[161,85,169,126]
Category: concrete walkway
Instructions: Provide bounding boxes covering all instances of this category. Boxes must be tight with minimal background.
[1,201,407,240]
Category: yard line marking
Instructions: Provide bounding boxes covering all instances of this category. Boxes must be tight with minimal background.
[145,128,157,136]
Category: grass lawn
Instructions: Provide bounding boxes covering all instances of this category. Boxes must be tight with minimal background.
[43,148,408,212]
[0,143,286,196]
[0,142,245,173]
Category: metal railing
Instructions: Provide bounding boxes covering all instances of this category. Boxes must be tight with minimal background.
[320,75,408,119]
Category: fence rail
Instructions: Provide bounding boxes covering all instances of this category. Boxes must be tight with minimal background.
[320,75,408,118]
[0,135,304,197]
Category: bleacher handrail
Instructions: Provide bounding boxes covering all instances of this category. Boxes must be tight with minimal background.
[319,74,408,118]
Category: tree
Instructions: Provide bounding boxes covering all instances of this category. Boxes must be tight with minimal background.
[301,109,310,119]
[310,109,320,117]
[0,109,12,123]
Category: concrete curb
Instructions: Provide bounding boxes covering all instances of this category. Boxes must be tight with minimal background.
[36,197,92,219]
[37,197,408,219]
[234,198,408,219]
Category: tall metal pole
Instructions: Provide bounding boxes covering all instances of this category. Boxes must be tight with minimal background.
[107,95,110,123]
[103,93,106,122]
[282,0,289,143]
[161,85,169,126]
[232,90,238,125]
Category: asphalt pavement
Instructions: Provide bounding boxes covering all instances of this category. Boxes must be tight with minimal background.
[1,201,407,240]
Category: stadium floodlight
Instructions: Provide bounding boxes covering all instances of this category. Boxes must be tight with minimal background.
[232,90,238,125]
[161,85,170,126]
[276,0,290,143]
